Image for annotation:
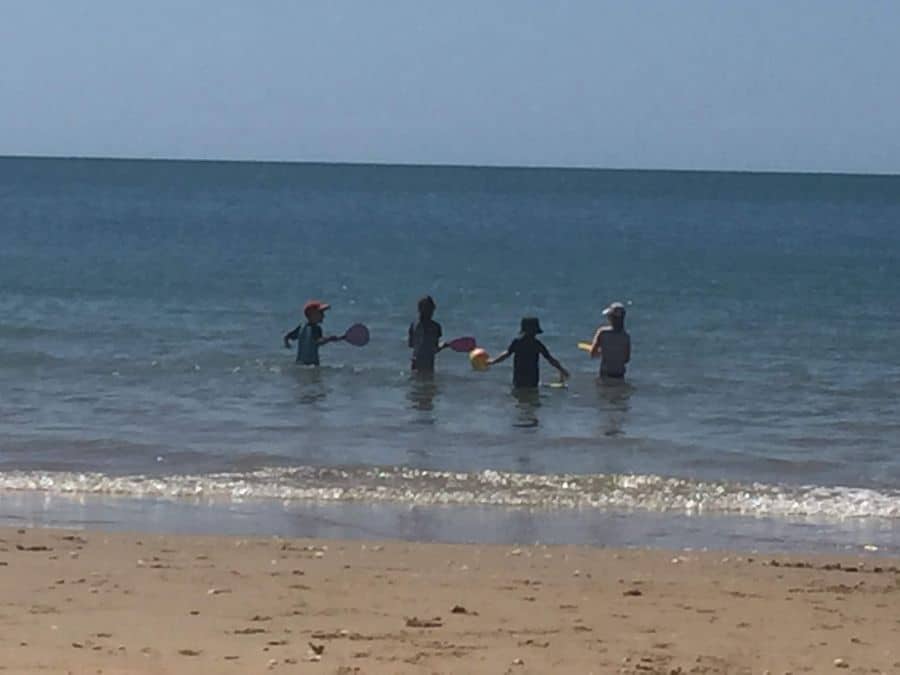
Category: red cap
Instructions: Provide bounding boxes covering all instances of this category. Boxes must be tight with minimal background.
[303,300,330,318]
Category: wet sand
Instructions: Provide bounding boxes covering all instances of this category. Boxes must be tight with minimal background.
[1,527,898,674]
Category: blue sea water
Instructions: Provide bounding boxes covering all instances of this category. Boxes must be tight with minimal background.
[1,157,899,550]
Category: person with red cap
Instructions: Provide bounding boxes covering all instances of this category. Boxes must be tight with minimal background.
[283,300,343,365]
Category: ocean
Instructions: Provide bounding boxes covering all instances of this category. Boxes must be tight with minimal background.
[2,156,899,552]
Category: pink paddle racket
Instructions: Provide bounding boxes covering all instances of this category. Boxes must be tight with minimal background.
[343,323,370,347]
[445,336,477,352]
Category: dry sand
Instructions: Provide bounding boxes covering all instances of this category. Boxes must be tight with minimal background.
[1,526,898,674]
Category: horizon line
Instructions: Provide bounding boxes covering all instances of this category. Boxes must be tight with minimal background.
[1,152,898,180]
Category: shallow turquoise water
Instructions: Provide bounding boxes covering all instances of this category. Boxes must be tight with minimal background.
[1,157,899,543]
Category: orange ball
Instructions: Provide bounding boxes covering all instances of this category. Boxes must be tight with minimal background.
[469,348,490,371]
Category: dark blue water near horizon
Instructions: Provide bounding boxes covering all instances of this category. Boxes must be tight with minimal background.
[1,156,899,549]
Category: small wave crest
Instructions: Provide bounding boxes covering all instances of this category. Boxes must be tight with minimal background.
[1,466,898,520]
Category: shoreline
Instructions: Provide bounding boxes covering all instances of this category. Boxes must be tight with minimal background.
[3,489,899,557]
[1,525,899,674]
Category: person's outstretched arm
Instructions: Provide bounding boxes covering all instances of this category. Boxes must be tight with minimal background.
[436,322,447,352]
[312,324,342,346]
[284,325,301,349]
[488,349,511,366]
[540,342,570,379]
[589,328,603,358]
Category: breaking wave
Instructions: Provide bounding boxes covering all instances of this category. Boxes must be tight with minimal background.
[1,466,899,520]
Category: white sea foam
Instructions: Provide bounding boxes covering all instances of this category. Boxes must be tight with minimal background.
[0,467,898,521]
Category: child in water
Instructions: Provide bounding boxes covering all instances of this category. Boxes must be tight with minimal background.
[408,295,446,373]
[589,302,631,378]
[283,300,343,365]
[488,317,569,388]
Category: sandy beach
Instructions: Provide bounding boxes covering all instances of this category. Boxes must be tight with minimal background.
[0,527,898,674]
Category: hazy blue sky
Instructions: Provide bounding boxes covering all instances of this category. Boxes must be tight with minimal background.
[2,1,898,173]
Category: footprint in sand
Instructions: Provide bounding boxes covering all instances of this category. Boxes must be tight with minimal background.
[233,627,267,635]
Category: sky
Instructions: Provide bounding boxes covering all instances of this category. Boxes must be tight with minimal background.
[2,1,899,174]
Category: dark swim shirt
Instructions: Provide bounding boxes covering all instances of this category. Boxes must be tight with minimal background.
[508,334,550,388]
[408,318,442,371]
[287,322,323,365]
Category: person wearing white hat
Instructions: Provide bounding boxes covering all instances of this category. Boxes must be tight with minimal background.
[588,302,631,379]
